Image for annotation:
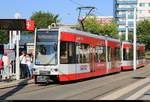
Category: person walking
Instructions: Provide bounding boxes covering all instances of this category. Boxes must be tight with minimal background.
[2,52,10,80]
[0,53,3,80]
[26,54,32,78]
[20,51,28,79]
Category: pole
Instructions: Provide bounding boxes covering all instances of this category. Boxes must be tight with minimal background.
[105,35,108,73]
[15,31,20,80]
[133,7,137,71]
[125,11,128,41]
[9,31,12,49]
[14,12,21,80]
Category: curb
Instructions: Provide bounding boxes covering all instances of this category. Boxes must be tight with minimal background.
[0,79,34,89]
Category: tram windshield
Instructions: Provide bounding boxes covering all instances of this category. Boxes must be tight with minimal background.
[35,30,58,65]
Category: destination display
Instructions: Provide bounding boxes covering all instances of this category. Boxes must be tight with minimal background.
[37,31,58,42]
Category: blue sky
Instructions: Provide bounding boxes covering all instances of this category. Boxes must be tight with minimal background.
[0,0,113,24]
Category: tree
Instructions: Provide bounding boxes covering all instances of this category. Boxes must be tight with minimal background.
[82,17,100,34]
[0,30,9,43]
[137,20,150,51]
[30,11,60,28]
[80,17,118,39]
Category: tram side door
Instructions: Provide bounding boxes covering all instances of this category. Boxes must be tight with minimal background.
[111,48,116,69]
[89,46,95,73]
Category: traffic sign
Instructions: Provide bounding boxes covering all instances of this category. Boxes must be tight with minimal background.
[26,20,35,31]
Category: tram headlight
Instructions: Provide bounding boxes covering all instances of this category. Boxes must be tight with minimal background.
[32,68,36,72]
[51,68,58,72]
[54,68,58,72]
[32,68,38,74]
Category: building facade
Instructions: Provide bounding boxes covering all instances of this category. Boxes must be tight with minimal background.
[95,16,113,24]
[80,16,113,24]
[137,0,150,21]
[114,0,150,36]
[114,0,137,36]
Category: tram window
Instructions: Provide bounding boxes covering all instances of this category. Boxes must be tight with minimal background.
[139,51,141,59]
[129,49,133,60]
[111,48,115,61]
[95,46,106,62]
[123,48,133,60]
[60,41,76,64]
[141,51,145,59]
[76,43,90,63]
[114,48,121,60]
[137,50,144,59]
[137,50,140,59]
[123,49,127,60]
[68,42,76,64]
[60,41,68,64]
[107,47,112,61]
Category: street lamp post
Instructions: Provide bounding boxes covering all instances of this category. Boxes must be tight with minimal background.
[125,11,129,41]
[9,31,12,49]
[133,7,137,72]
[105,35,108,73]
[15,31,20,80]
[15,12,21,80]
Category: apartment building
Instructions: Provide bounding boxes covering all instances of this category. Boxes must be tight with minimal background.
[95,16,113,24]
[114,0,150,35]
[137,0,150,21]
[80,16,113,24]
[114,0,137,35]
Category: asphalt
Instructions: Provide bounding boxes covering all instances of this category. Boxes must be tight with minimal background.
[0,61,149,97]
[0,78,34,89]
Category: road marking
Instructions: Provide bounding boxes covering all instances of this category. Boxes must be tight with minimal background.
[126,84,150,100]
[97,78,150,100]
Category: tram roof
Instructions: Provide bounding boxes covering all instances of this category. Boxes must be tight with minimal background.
[59,27,120,43]
[122,41,145,46]
[36,27,120,43]
[122,41,133,45]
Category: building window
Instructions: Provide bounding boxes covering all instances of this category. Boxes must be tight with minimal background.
[139,10,146,14]
[139,3,145,7]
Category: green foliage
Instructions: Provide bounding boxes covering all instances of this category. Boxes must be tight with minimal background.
[120,32,133,41]
[83,17,100,34]
[0,30,9,43]
[30,11,60,28]
[137,20,150,51]
[81,17,118,39]
[137,20,150,35]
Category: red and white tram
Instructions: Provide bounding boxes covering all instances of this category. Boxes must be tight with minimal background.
[33,27,121,83]
[121,42,145,71]
[136,43,145,68]
[121,41,133,70]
